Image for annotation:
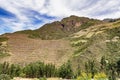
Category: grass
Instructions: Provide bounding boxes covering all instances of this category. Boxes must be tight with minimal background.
[105,27,120,39]
[104,26,120,61]
[113,21,120,26]
[0,52,10,58]
[71,35,94,56]
[106,41,120,62]
[0,37,8,42]
[70,22,120,72]
[80,20,99,30]
[0,37,9,58]
[39,77,47,80]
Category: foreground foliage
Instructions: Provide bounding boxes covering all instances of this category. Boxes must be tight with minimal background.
[0,61,73,79]
[0,57,119,79]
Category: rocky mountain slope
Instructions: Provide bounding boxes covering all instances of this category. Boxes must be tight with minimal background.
[16,15,102,39]
[0,15,120,68]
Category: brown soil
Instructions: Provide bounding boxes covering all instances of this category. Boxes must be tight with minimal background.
[0,33,74,66]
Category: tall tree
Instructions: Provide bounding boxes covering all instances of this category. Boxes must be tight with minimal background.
[107,63,116,80]
[116,60,120,77]
[58,61,73,79]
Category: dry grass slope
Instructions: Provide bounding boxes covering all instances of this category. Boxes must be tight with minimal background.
[0,33,74,66]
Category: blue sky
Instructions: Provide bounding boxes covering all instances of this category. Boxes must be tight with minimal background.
[0,0,120,35]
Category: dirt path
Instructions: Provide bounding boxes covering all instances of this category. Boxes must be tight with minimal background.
[13,77,63,80]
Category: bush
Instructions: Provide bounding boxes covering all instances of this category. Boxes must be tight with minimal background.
[94,73,107,80]
[0,74,11,80]
[19,73,26,78]
[77,72,92,80]
[58,61,73,79]
[0,37,8,42]
[39,77,47,80]
[77,72,107,80]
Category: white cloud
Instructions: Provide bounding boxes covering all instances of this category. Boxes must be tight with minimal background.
[0,0,120,34]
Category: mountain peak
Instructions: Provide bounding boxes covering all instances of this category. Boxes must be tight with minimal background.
[8,16,102,40]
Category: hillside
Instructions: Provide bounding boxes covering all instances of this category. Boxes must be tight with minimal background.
[0,33,74,66]
[16,15,102,39]
[70,20,120,69]
[0,15,120,69]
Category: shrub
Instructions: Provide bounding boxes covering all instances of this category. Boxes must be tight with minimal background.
[0,37,8,42]
[94,73,107,80]
[77,72,92,80]
[39,77,47,80]
[58,61,73,79]
[0,74,11,80]
[77,72,107,80]
[19,73,26,78]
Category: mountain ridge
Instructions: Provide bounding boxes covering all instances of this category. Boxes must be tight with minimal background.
[10,15,103,40]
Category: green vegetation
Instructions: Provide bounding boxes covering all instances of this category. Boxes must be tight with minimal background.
[80,19,101,30]
[104,27,120,62]
[0,16,120,80]
[0,58,119,79]
[116,60,120,77]
[71,35,94,56]
[0,74,11,80]
[107,41,120,53]
[113,21,120,26]
[23,62,57,78]
[58,61,73,79]
[77,57,120,80]
[77,72,107,80]
[70,24,120,79]
[85,60,97,79]
[0,37,10,58]
[0,48,10,58]
[0,52,10,58]
[106,27,120,39]
[0,37,8,42]
[15,16,102,40]
[39,77,47,80]
[0,61,74,79]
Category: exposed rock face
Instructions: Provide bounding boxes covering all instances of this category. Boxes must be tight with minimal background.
[26,15,102,39]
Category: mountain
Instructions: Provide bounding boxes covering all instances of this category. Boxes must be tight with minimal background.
[0,15,120,68]
[15,15,102,39]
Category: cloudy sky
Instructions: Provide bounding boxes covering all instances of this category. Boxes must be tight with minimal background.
[0,0,120,35]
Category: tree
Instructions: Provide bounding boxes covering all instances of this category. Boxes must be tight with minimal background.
[0,74,11,80]
[45,64,56,77]
[8,64,21,78]
[76,64,81,77]
[116,60,120,77]
[85,62,89,76]
[100,56,107,71]
[107,63,116,80]
[23,61,58,78]
[85,60,97,79]
[23,63,37,78]
[58,61,73,79]
[36,62,45,78]
[1,62,9,74]
[89,60,97,79]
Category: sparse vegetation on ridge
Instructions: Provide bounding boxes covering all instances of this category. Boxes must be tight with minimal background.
[0,37,8,42]
[15,16,102,40]
[0,37,10,58]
